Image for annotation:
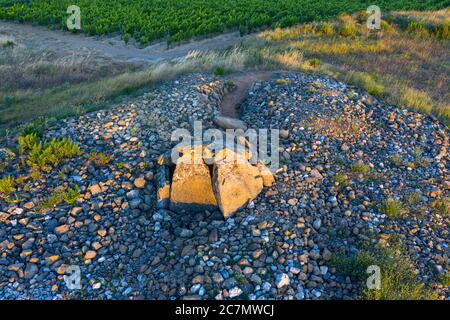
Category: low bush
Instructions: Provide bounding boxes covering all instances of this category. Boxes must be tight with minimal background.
[320,23,334,36]
[213,66,225,76]
[381,197,405,218]
[331,243,438,300]
[26,137,81,170]
[37,185,80,212]
[0,176,15,197]
[88,152,111,166]
[432,198,449,216]
[350,161,371,175]
[18,133,39,153]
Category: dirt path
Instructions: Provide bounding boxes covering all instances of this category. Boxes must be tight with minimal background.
[221,71,278,118]
[0,21,248,63]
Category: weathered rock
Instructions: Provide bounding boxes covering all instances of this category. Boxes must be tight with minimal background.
[85,251,97,260]
[54,225,69,235]
[213,148,263,217]
[257,162,275,187]
[134,176,146,189]
[88,184,103,196]
[228,287,243,298]
[213,115,247,130]
[169,147,217,212]
[280,130,290,139]
[24,263,38,280]
[275,273,290,289]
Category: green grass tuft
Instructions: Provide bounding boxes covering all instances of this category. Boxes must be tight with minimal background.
[381,197,405,218]
[346,72,385,96]
[320,23,334,36]
[333,173,350,191]
[213,66,225,76]
[350,161,371,175]
[309,58,320,68]
[88,152,111,166]
[21,119,47,138]
[331,244,438,300]
[37,185,80,212]
[27,137,81,171]
[432,198,449,216]
[64,185,81,205]
[0,176,15,197]
[18,133,39,153]
[441,274,450,287]
[2,40,15,48]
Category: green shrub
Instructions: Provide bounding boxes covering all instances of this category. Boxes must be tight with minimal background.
[346,72,384,96]
[2,40,15,48]
[390,154,404,167]
[213,66,225,76]
[333,173,350,190]
[37,187,65,211]
[123,33,130,44]
[413,147,430,168]
[0,176,15,197]
[3,95,16,107]
[381,20,391,31]
[37,185,80,212]
[139,35,149,46]
[88,152,111,166]
[355,11,370,24]
[406,192,422,207]
[309,58,320,68]
[338,15,358,37]
[381,197,405,218]
[27,137,81,170]
[333,173,348,184]
[340,25,357,37]
[64,185,80,205]
[407,22,429,37]
[320,23,334,36]
[433,22,449,39]
[18,133,39,153]
[350,161,371,175]
[21,120,46,138]
[276,79,291,85]
[441,274,450,287]
[331,244,438,300]
[432,198,449,216]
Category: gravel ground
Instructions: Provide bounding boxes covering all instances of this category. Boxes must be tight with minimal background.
[0,72,448,300]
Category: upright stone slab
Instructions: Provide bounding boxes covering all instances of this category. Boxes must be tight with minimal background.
[213,148,263,217]
[169,146,217,212]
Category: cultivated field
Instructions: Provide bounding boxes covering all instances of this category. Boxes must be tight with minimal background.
[0,0,447,44]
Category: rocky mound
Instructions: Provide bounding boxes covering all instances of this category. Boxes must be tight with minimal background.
[0,72,448,300]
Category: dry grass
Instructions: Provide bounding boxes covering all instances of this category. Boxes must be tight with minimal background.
[0,47,252,134]
[253,10,450,125]
[0,35,133,92]
[0,34,138,133]
[392,8,450,25]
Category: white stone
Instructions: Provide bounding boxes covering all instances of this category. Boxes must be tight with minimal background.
[228,287,243,298]
[275,273,290,289]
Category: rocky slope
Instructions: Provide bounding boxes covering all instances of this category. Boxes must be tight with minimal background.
[0,72,448,299]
